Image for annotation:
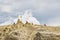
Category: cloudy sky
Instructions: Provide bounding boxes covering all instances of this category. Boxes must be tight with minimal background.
[0,0,60,26]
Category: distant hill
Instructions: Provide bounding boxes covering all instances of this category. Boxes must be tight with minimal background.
[0,10,40,26]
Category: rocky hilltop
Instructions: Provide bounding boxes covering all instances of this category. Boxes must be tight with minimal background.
[0,19,60,40]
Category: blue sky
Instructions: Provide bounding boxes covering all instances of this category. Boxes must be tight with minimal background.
[0,0,60,26]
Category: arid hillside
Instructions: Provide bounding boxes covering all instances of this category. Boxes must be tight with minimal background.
[0,19,60,40]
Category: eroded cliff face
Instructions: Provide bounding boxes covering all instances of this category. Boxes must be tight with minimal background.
[0,19,60,40]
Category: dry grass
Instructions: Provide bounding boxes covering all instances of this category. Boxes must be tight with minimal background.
[0,21,60,40]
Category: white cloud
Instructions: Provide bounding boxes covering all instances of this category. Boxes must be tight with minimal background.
[0,0,60,14]
[0,5,12,12]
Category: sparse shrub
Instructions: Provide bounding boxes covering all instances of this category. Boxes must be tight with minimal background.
[34,32,41,40]
[4,35,18,40]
